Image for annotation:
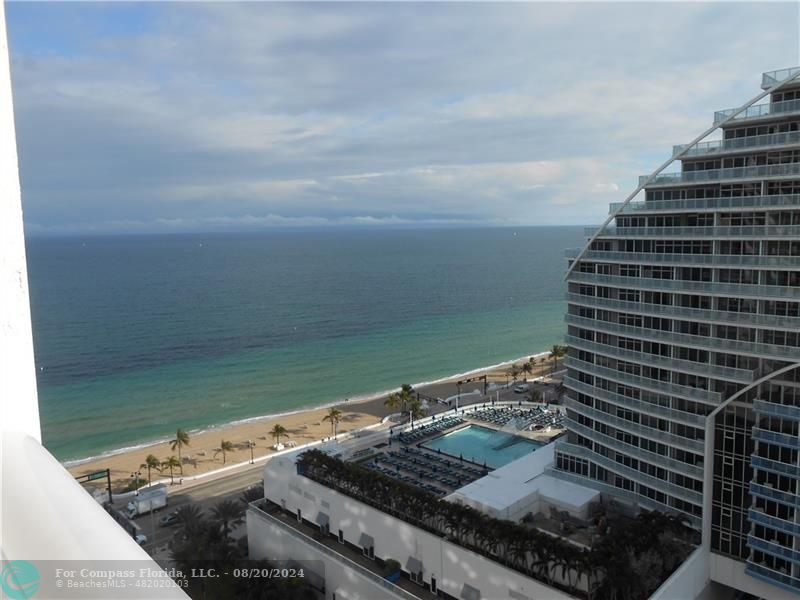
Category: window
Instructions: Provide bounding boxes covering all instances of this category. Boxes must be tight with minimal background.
[338,529,344,544]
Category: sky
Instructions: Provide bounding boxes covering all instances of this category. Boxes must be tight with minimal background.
[7,2,800,235]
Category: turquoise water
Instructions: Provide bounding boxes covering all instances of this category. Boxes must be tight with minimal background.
[421,424,542,468]
[26,227,585,461]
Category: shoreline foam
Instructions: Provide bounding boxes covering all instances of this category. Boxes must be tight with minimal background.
[63,350,549,467]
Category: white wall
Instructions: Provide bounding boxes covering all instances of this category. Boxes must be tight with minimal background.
[710,553,798,600]
[247,510,411,600]
[649,546,708,600]
[0,0,40,441]
[260,454,582,600]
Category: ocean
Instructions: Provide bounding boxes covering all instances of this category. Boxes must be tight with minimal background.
[25,226,585,462]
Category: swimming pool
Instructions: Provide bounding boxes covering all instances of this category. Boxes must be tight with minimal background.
[421,425,542,469]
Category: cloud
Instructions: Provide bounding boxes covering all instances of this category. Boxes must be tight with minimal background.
[7,2,799,234]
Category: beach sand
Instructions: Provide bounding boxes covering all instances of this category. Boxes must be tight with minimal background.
[67,352,560,491]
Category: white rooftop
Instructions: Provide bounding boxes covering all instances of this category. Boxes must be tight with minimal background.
[448,443,600,520]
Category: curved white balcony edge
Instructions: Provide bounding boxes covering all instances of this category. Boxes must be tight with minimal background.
[0,429,188,597]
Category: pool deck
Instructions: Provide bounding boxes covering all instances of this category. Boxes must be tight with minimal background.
[352,405,566,498]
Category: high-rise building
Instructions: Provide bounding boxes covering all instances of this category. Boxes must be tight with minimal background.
[558,67,800,598]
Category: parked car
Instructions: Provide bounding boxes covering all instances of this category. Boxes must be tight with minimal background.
[135,533,148,545]
[159,512,179,527]
[513,384,530,393]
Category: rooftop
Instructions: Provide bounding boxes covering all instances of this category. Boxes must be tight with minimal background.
[250,499,438,600]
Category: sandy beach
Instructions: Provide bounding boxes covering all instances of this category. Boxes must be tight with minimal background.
[67,351,560,491]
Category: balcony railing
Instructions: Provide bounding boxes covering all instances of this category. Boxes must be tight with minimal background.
[563,375,707,427]
[0,431,189,597]
[248,502,420,600]
[746,562,800,594]
[753,399,800,421]
[750,481,800,507]
[568,271,800,301]
[751,455,800,479]
[566,292,800,331]
[640,162,800,187]
[747,535,800,565]
[563,355,720,405]
[563,415,704,479]
[763,68,800,89]
[555,441,703,505]
[752,427,800,450]
[566,312,800,362]
[567,248,800,270]
[562,396,704,454]
[674,130,800,158]
[714,97,800,124]
[588,224,800,238]
[565,333,754,383]
[748,508,800,538]
[608,194,800,214]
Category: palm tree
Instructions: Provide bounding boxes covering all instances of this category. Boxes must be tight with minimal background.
[214,439,234,465]
[384,383,414,414]
[550,344,566,374]
[270,424,288,446]
[408,398,426,421]
[322,408,343,439]
[173,504,205,539]
[211,499,245,537]
[140,454,161,486]
[161,455,181,484]
[170,428,190,474]
[521,361,533,381]
[510,364,521,382]
[240,485,264,506]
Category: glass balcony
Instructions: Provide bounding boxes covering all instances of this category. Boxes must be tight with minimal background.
[565,333,754,383]
[762,67,800,89]
[749,509,800,538]
[563,355,720,405]
[549,462,702,529]
[563,375,707,427]
[589,224,800,238]
[566,312,800,362]
[751,455,800,479]
[746,562,800,594]
[609,194,800,214]
[640,162,800,187]
[753,399,800,421]
[751,481,800,507]
[752,427,800,450]
[674,131,800,158]
[714,97,800,124]
[564,415,704,479]
[555,441,703,505]
[569,249,800,270]
[747,535,800,565]
[568,271,800,301]
[563,396,704,454]
[566,292,800,331]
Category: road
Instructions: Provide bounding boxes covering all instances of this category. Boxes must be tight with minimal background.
[124,375,563,554]
[122,463,265,552]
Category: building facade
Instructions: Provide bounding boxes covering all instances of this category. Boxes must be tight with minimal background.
[558,67,800,597]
